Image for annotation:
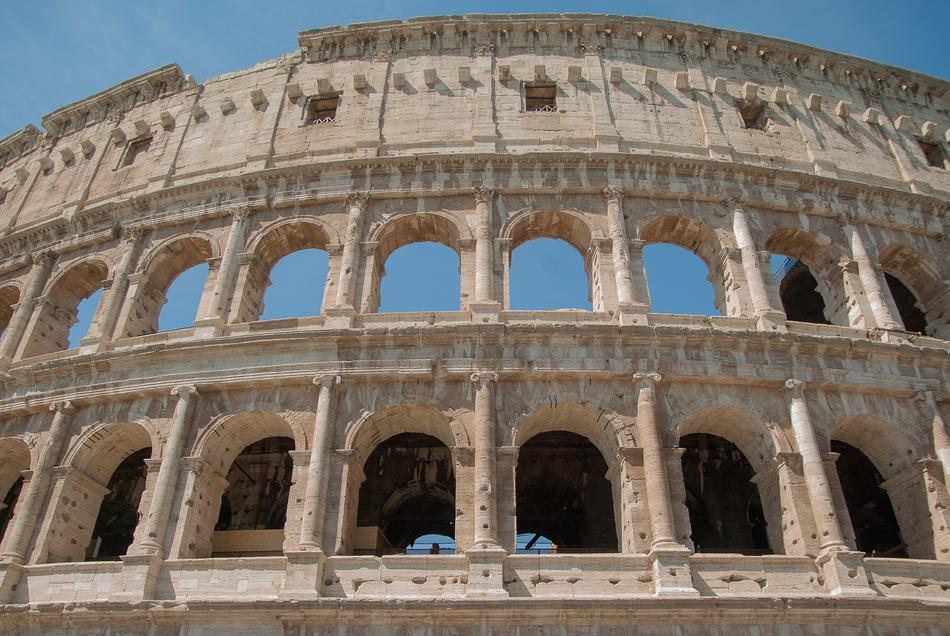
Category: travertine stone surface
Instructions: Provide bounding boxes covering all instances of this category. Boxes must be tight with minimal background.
[0,13,949,635]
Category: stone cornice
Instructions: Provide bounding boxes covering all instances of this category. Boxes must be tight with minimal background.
[0,125,42,170]
[39,64,188,139]
[297,14,950,102]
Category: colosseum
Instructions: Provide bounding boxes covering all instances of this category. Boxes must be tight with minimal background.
[0,12,948,635]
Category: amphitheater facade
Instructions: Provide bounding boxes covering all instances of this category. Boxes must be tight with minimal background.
[0,13,948,635]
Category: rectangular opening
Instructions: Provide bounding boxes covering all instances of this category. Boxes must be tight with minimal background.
[917,138,946,168]
[305,94,339,124]
[737,99,767,130]
[121,137,152,168]
[525,83,557,112]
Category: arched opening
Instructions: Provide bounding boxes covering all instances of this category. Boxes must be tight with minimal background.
[0,285,20,337]
[884,272,929,333]
[355,433,455,555]
[261,249,329,319]
[771,255,829,324]
[211,436,294,557]
[510,238,591,310]
[643,243,718,315]
[22,258,108,357]
[42,422,151,564]
[85,448,150,561]
[158,263,208,331]
[766,229,848,326]
[516,431,617,553]
[378,243,461,312]
[831,440,907,558]
[879,244,946,338]
[516,532,556,554]
[680,433,770,554]
[505,210,596,311]
[406,533,456,555]
[0,439,30,547]
[122,236,212,337]
[233,221,332,322]
[367,213,461,313]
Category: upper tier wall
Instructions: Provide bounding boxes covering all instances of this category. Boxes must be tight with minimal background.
[0,14,949,243]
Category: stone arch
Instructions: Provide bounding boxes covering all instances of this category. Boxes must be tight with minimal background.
[829,415,928,558]
[337,403,466,555]
[0,437,31,550]
[121,234,215,337]
[178,411,303,558]
[363,212,465,313]
[0,283,21,334]
[21,256,111,357]
[676,405,789,555]
[766,228,854,327]
[637,215,732,315]
[39,421,153,563]
[232,218,334,323]
[511,402,626,464]
[879,243,948,337]
[502,209,600,310]
[677,405,786,473]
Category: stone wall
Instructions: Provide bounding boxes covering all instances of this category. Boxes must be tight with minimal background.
[0,13,948,635]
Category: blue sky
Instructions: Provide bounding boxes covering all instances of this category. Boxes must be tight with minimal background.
[5,1,945,341]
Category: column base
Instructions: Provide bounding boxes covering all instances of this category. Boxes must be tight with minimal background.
[465,546,508,598]
[754,310,787,333]
[324,306,358,328]
[469,301,500,323]
[112,553,164,601]
[280,550,327,600]
[615,303,650,327]
[815,548,877,598]
[0,561,26,603]
[193,317,226,338]
[649,546,700,597]
[868,327,914,345]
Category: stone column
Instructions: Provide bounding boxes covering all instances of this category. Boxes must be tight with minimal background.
[845,224,901,330]
[917,391,950,496]
[203,205,251,325]
[783,379,848,552]
[471,371,500,548]
[298,374,341,552]
[472,186,496,306]
[135,384,198,557]
[603,187,635,306]
[731,202,786,330]
[0,250,55,364]
[627,239,652,310]
[334,193,369,310]
[85,226,147,345]
[0,401,76,563]
[632,373,679,550]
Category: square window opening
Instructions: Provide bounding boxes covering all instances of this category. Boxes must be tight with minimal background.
[737,99,767,130]
[917,138,946,168]
[525,83,557,112]
[121,137,152,168]
[306,95,339,124]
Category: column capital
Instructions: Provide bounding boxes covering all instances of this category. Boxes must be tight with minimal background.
[720,196,748,214]
[313,374,342,389]
[48,400,77,415]
[914,389,945,404]
[31,250,57,268]
[602,185,625,203]
[472,185,495,204]
[230,203,253,222]
[632,372,662,388]
[471,371,500,386]
[170,384,198,398]
[580,42,604,56]
[120,225,148,242]
[344,192,371,209]
[783,378,806,397]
